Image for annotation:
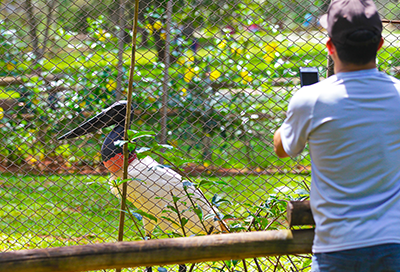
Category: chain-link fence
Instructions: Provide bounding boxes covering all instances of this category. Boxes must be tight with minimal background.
[1,0,400,271]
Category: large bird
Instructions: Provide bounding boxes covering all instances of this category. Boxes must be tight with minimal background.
[58,101,220,238]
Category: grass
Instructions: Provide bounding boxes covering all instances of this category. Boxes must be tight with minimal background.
[0,172,310,252]
[0,88,20,99]
[0,172,311,271]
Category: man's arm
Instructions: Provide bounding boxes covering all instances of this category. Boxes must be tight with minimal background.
[273,127,289,158]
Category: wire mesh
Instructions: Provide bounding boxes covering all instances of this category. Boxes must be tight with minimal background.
[0,0,399,271]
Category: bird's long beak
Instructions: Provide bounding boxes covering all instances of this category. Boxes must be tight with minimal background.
[58,100,130,140]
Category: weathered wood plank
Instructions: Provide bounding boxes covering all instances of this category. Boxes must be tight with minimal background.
[0,229,314,272]
[287,200,315,227]
[0,77,24,86]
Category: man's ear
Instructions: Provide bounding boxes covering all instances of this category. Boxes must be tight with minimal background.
[326,38,335,55]
[377,37,384,51]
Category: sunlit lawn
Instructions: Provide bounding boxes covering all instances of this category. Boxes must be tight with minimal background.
[0,172,310,252]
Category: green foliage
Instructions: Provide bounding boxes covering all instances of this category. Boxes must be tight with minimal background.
[0,20,26,76]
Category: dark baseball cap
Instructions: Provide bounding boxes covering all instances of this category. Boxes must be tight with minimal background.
[319,0,382,45]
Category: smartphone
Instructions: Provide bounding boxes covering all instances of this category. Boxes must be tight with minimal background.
[300,67,319,87]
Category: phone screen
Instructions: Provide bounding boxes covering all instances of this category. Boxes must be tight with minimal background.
[300,67,319,87]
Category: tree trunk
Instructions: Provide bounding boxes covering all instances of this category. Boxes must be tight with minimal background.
[25,0,40,72]
[40,0,56,60]
[116,0,127,100]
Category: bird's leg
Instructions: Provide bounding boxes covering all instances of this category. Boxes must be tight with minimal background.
[179,264,187,272]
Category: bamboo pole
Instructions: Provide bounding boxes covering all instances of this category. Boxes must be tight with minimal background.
[116,0,126,100]
[160,0,172,146]
[0,229,314,272]
[116,0,140,271]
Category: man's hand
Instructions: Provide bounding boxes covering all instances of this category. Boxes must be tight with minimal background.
[273,128,289,158]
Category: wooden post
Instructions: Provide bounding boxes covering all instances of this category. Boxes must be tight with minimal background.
[287,200,315,227]
[0,229,314,272]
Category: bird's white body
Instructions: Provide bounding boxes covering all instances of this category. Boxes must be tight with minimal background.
[110,156,219,236]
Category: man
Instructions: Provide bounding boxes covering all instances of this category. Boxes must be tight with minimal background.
[274,0,400,271]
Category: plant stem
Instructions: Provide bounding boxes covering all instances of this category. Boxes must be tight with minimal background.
[151,150,229,232]
[242,259,248,272]
[113,180,146,240]
[183,185,208,233]
[171,192,187,237]
[264,210,286,231]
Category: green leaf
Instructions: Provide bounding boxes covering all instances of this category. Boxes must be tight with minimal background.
[213,180,229,186]
[182,181,194,188]
[136,147,151,154]
[159,144,174,150]
[211,194,232,207]
[112,178,133,187]
[127,130,156,141]
[135,210,157,222]
[166,205,178,214]
[194,205,203,220]
[127,142,136,152]
[161,216,179,227]
[224,260,232,269]
[114,140,127,147]
[172,195,181,203]
[181,217,188,227]
[131,212,143,221]
[198,180,228,188]
[198,180,213,187]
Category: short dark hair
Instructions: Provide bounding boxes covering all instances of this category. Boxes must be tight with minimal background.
[332,30,381,65]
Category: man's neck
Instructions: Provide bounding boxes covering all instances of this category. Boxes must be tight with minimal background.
[334,60,376,74]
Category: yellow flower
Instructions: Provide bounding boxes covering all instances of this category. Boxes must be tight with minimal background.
[97,29,107,42]
[231,47,243,55]
[210,70,221,81]
[148,96,156,102]
[242,78,252,85]
[6,62,14,71]
[176,57,185,66]
[218,40,227,49]
[170,140,178,147]
[264,42,278,63]
[189,56,195,63]
[240,70,249,78]
[106,79,117,91]
[181,88,187,96]
[160,32,166,40]
[184,68,195,83]
[79,101,86,108]
[263,54,274,63]
[145,24,153,34]
[265,42,279,53]
[153,21,163,30]
[28,156,37,163]
[240,71,252,84]
[0,107,3,120]
[204,162,209,167]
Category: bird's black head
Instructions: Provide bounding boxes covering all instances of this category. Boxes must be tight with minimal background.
[58,101,136,172]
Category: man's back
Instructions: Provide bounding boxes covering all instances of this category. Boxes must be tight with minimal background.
[282,68,400,252]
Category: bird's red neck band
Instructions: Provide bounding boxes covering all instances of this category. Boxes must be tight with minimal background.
[103,153,137,173]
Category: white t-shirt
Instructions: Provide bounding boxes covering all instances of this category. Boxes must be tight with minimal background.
[281,68,400,253]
